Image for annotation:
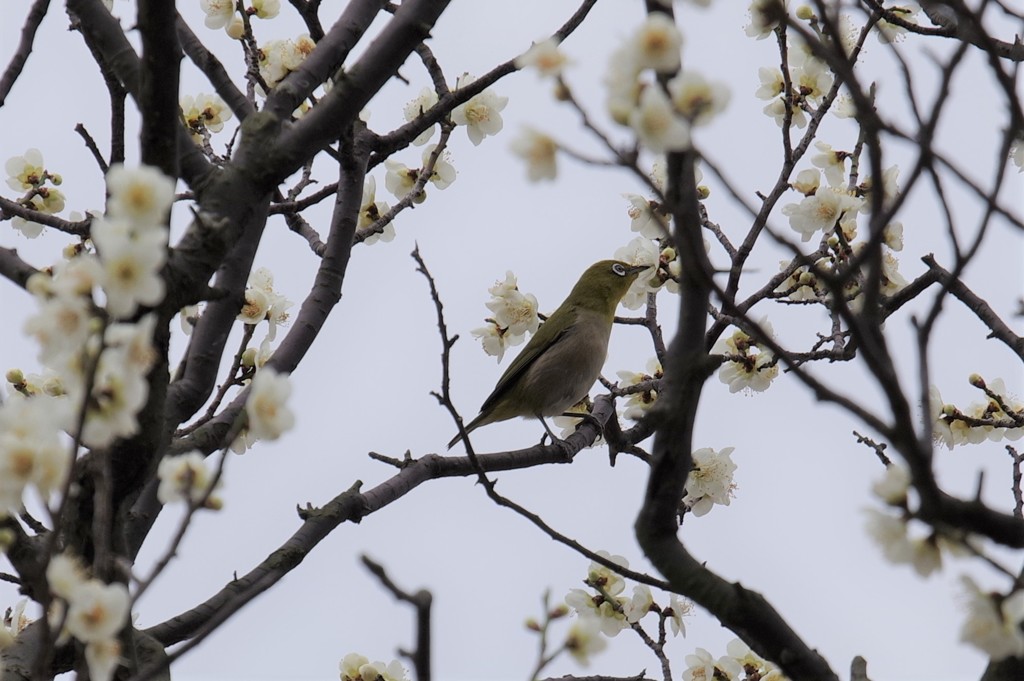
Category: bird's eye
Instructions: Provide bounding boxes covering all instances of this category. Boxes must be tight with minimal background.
[612,263,627,277]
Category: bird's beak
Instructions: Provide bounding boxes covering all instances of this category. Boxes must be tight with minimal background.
[626,264,651,276]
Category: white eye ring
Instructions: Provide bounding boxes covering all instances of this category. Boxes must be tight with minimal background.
[612,263,627,276]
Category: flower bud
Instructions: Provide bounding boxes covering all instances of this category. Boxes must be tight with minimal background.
[968,374,986,389]
[226,15,245,40]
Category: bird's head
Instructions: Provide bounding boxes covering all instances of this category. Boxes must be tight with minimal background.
[568,259,651,314]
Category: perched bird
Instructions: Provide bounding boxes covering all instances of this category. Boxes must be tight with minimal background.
[448,260,648,448]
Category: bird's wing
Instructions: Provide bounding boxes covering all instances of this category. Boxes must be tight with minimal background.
[478,303,577,414]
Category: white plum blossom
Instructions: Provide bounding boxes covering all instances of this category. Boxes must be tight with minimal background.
[929,379,1024,448]
[85,638,122,681]
[775,259,823,301]
[451,73,508,146]
[872,464,910,506]
[668,71,730,126]
[811,141,848,187]
[357,176,395,244]
[616,357,662,420]
[624,194,666,239]
[251,0,280,19]
[791,168,821,195]
[604,47,643,125]
[782,185,861,241]
[157,451,222,507]
[77,347,151,448]
[763,96,807,128]
[622,585,654,623]
[959,576,1024,660]
[564,616,607,666]
[883,221,904,251]
[383,159,419,200]
[105,164,175,226]
[864,508,944,577]
[24,293,95,366]
[876,3,920,43]
[91,218,167,319]
[483,272,539,339]
[5,148,46,191]
[472,321,522,361]
[629,85,690,153]
[339,653,370,681]
[879,248,908,296]
[6,148,65,238]
[790,51,833,105]
[200,0,234,29]
[755,67,784,100]
[745,0,785,40]
[422,144,456,189]
[258,36,315,88]
[0,396,72,515]
[402,87,439,146]
[712,321,779,393]
[683,647,744,681]
[352,659,408,681]
[586,551,628,593]
[666,594,692,637]
[181,93,233,142]
[246,368,295,441]
[515,38,569,77]
[682,446,737,517]
[510,128,558,182]
[64,580,130,643]
[627,13,682,73]
[726,638,782,679]
[613,237,658,309]
[564,589,627,637]
[46,552,88,600]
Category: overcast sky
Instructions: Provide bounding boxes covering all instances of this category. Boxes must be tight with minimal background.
[1,2,1023,680]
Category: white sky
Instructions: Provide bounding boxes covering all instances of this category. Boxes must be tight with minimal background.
[2,2,1023,680]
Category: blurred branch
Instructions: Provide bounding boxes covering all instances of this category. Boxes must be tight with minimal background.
[361,556,432,681]
[0,0,51,108]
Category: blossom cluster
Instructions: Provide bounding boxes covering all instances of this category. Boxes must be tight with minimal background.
[450,73,508,146]
[238,267,293,341]
[930,377,1024,450]
[12,164,171,456]
[683,638,790,681]
[775,161,906,304]
[682,446,738,517]
[859,463,1024,659]
[45,552,131,681]
[4,148,66,238]
[616,357,663,420]
[157,451,223,508]
[753,41,834,130]
[863,464,961,579]
[711,320,779,394]
[562,551,692,665]
[605,13,729,153]
[258,35,315,88]
[472,272,540,361]
[200,0,280,38]
[181,92,233,146]
[339,653,408,681]
[383,144,456,204]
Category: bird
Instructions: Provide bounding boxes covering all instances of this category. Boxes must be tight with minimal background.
[448,259,649,449]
